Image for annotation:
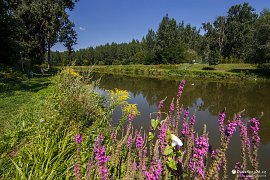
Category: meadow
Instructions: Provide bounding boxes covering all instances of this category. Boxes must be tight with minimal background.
[0,67,262,179]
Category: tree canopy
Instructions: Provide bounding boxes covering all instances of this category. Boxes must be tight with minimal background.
[0,0,78,69]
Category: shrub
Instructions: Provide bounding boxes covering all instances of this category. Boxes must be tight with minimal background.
[202,66,216,70]
[52,67,105,126]
[258,63,270,73]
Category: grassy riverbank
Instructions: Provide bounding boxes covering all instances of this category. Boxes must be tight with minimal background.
[74,64,268,81]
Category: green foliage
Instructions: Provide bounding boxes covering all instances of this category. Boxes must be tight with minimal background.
[202,66,215,71]
[0,1,22,65]
[151,119,159,130]
[0,0,78,68]
[258,63,270,73]
[254,9,270,63]
[164,145,174,156]
[52,68,104,126]
[167,157,177,171]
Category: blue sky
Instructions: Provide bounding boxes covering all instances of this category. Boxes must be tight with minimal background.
[52,0,270,51]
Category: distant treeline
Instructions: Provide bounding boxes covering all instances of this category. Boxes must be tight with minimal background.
[52,3,270,66]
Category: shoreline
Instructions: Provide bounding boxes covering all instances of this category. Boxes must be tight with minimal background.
[72,64,269,82]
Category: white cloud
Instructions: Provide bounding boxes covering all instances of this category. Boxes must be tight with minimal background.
[79,27,86,31]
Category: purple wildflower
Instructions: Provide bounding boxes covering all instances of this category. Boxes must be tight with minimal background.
[127,134,132,147]
[86,160,93,180]
[75,133,83,144]
[235,162,244,171]
[154,160,162,178]
[74,132,82,179]
[189,135,209,179]
[190,114,196,126]
[170,99,175,113]
[181,109,189,137]
[177,80,186,100]
[249,118,260,146]
[235,162,246,178]
[183,108,189,118]
[135,131,144,149]
[158,99,164,111]
[158,121,168,153]
[218,112,226,134]
[143,160,162,180]
[74,164,80,179]
[224,121,238,138]
[209,148,223,171]
[181,120,189,137]
[210,149,219,160]
[94,133,110,180]
[238,120,250,149]
[128,112,135,123]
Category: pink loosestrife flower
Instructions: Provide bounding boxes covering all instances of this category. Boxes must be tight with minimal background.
[181,120,189,137]
[177,80,186,100]
[238,120,250,149]
[218,112,226,134]
[158,121,168,153]
[94,133,110,180]
[158,99,164,111]
[74,164,80,179]
[127,134,132,147]
[249,118,260,147]
[224,120,238,138]
[75,133,83,144]
[190,114,196,126]
[128,112,135,123]
[234,162,247,178]
[183,108,189,118]
[169,100,175,114]
[144,160,162,180]
[135,131,144,149]
[189,135,209,179]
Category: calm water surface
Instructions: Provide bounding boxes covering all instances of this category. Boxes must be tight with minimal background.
[93,73,270,177]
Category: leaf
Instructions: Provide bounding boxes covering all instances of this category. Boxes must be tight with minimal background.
[148,132,154,141]
[164,145,173,156]
[167,157,177,170]
[151,119,159,130]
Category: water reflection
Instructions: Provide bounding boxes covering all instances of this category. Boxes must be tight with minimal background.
[92,73,270,173]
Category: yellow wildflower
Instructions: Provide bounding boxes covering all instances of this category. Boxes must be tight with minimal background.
[123,104,140,116]
[62,68,80,77]
[107,88,129,105]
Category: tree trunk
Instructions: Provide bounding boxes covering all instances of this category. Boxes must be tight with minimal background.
[48,45,52,69]
[20,52,24,72]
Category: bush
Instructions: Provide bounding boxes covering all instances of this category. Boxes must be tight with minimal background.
[202,66,216,70]
[258,63,270,73]
[52,67,105,126]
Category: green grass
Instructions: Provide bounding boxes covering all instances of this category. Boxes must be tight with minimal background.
[73,63,267,81]
[0,78,52,132]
